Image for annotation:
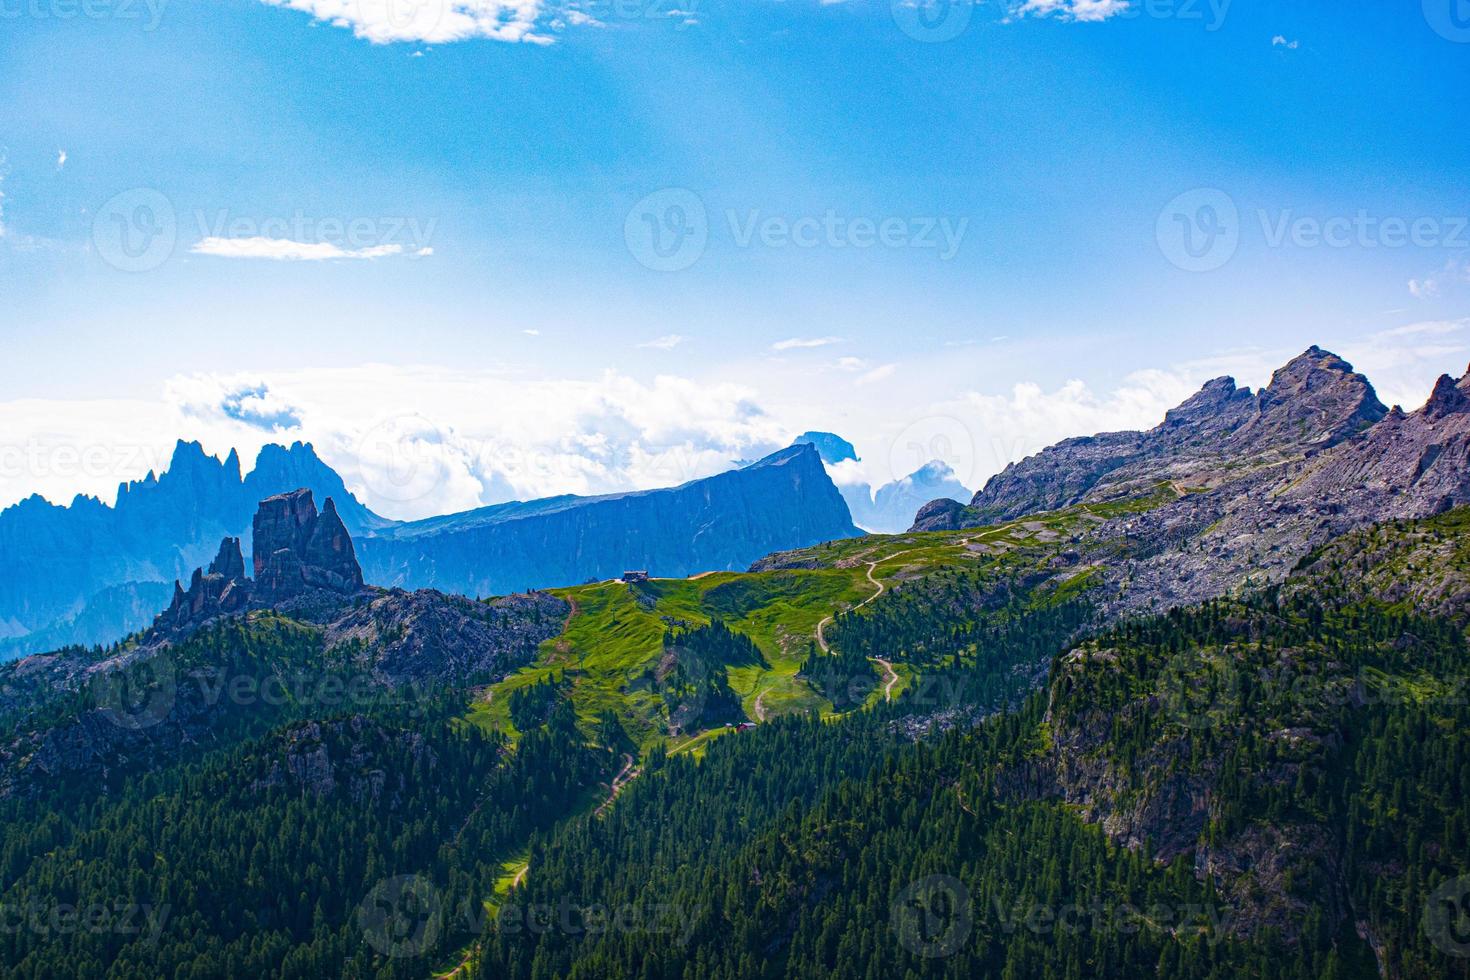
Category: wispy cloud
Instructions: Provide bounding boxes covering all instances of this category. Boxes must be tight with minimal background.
[638,334,684,350]
[772,336,842,351]
[1272,35,1300,50]
[56,150,67,171]
[191,237,432,261]
[855,363,896,385]
[1409,259,1470,300]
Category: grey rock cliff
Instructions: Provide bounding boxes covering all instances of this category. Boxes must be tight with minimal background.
[915,347,1387,530]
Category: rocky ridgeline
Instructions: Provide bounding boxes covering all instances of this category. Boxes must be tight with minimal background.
[911,347,1470,619]
[916,347,1387,529]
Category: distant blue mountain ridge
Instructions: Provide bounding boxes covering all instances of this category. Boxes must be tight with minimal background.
[0,440,861,660]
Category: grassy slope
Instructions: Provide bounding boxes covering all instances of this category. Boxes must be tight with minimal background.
[464,497,1146,752]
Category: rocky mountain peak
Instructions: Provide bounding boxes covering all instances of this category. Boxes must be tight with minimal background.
[253,489,364,604]
[151,492,366,639]
[1161,376,1250,428]
[912,345,1391,530]
[207,536,246,580]
[157,536,251,635]
[1423,373,1470,419]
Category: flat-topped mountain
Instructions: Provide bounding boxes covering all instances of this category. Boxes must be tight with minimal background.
[355,444,862,594]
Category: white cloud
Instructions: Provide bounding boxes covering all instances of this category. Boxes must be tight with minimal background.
[255,0,551,44]
[1339,319,1470,411]
[56,150,67,171]
[637,334,684,350]
[772,336,842,351]
[522,328,541,336]
[1409,259,1470,300]
[1013,0,1130,22]
[191,237,418,261]
[1272,35,1300,49]
[855,363,896,386]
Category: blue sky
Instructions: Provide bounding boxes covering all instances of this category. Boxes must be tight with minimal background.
[1,0,1468,517]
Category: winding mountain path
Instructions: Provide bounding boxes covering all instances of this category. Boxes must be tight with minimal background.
[815,550,917,653]
[594,754,639,818]
[873,657,899,702]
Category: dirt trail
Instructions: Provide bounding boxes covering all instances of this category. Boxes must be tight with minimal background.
[595,754,638,818]
[753,690,769,722]
[873,657,899,702]
[815,550,916,653]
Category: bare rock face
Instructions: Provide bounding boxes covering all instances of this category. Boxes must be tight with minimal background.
[253,490,364,604]
[910,497,969,532]
[914,347,1388,528]
[1090,362,1470,618]
[156,537,251,635]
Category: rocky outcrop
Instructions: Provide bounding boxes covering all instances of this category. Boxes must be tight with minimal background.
[155,537,251,635]
[253,491,364,604]
[916,347,1387,529]
[910,497,969,532]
